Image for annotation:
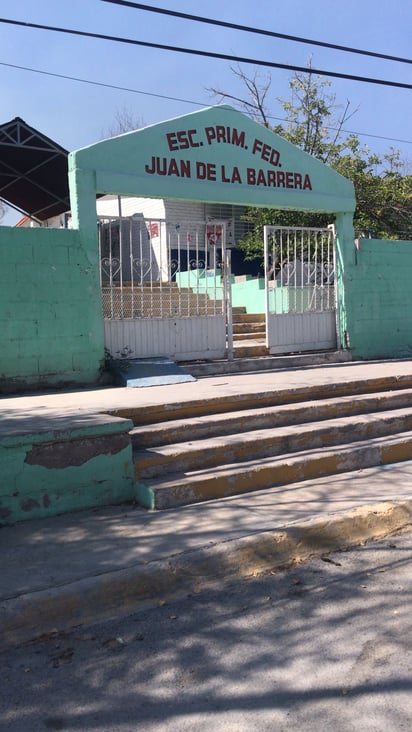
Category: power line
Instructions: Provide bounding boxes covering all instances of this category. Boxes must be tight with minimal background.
[101,0,412,67]
[1,17,412,91]
[2,60,411,146]
[0,61,204,107]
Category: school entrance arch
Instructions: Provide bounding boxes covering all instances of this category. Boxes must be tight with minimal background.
[68,105,355,362]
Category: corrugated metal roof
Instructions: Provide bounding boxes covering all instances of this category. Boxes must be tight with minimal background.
[0,117,70,221]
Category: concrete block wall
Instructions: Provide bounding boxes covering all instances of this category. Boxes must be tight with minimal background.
[0,225,104,392]
[0,416,135,524]
[345,238,412,359]
[231,277,267,314]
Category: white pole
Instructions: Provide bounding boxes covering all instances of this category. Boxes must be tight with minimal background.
[225,244,233,361]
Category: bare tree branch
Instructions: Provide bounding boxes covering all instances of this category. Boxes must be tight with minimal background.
[102,105,144,138]
[208,65,272,127]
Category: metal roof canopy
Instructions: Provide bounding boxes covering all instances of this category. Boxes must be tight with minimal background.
[0,117,70,221]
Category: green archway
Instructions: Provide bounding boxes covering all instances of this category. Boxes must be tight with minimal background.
[69,104,355,221]
[69,105,356,349]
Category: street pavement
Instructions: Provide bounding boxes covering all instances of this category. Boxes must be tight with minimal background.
[2,530,412,731]
[1,358,412,648]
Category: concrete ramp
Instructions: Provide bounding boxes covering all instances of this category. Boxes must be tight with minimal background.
[111,357,196,388]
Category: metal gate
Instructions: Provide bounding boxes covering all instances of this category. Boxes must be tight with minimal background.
[264,225,338,354]
[99,215,232,361]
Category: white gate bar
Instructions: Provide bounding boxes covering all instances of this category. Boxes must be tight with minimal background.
[264,224,338,354]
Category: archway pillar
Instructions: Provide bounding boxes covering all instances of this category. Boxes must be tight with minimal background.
[69,166,98,239]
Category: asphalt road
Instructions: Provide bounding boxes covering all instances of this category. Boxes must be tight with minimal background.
[2,530,412,731]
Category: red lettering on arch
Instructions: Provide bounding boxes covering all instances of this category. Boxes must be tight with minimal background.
[285,172,294,188]
[257,170,266,185]
[303,174,312,190]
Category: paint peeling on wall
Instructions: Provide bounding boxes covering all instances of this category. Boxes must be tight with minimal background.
[24,433,129,469]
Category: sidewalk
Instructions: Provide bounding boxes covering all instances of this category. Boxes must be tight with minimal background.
[3,358,412,433]
[1,358,412,648]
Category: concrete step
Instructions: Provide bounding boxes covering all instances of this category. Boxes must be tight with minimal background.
[232,342,269,358]
[232,313,266,323]
[116,374,412,426]
[101,296,218,307]
[135,430,412,510]
[130,388,412,448]
[183,349,352,377]
[104,308,222,318]
[233,332,265,342]
[103,284,210,291]
[102,287,220,300]
[232,321,266,334]
[134,408,412,480]
[102,281,179,288]
[129,376,412,511]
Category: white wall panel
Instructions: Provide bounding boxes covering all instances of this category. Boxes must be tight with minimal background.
[104,316,226,361]
[97,196,166,219]
[267,312,336,354]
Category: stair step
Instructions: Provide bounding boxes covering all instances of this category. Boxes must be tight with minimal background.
[135,430,412,510]
[233,322,266,334]
[133,408,412,479]
[130,389,412,448]
[115,374,412,426]
[104,309,222,318]
[233,343,269,358]
[232,313,265,323]
[185,350,352,378]
[101,297,220,306]
[233,332,265,341]
[103,281,179,288]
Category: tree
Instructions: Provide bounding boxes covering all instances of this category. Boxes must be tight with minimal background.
[210,65,273,128]
[334,140,412,239]
[210,62,358,164]
[103,105,144,138]
[209,65,412,265]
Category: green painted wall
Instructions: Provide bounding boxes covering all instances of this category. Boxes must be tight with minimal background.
[177,269,328,316]
[342,238,412,359]
[0,418,135,524]
[0,225,104,392]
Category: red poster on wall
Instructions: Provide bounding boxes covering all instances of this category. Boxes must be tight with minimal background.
[207,224,222,246]
[148,222,159,238]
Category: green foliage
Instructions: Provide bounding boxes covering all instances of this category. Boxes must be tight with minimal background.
[234,67,412,263]
[240,208,330,262]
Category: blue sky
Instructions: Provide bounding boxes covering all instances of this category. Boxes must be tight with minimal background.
[1,0,411,222]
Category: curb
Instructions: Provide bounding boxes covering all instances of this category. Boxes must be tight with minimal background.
[186,349,352,377]
[2,500,411,650]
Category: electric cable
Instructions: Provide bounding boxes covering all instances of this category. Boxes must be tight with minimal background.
[0,17,411,90]
[101,0,412,67]
[1,60,411,146]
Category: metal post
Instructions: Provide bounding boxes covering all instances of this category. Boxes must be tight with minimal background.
[263,226,270,349]
[225,245,233,361]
